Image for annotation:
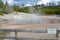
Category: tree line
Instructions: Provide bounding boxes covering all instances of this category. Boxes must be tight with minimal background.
[0,0,60,15]
[42,6,60,15]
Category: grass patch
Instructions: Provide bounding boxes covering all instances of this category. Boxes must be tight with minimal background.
[0,32,7,35]
[0,11,4,16]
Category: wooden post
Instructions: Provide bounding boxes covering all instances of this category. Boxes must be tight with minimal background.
[15,31,17,40]
[56,30,58,38]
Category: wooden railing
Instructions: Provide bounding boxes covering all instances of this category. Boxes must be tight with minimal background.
[0,29,60,40]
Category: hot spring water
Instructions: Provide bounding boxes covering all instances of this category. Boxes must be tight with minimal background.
[0,13,50,25]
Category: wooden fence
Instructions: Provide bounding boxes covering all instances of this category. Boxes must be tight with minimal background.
[0,29,60,40]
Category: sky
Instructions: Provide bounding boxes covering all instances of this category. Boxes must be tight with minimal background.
[2,0,60,6]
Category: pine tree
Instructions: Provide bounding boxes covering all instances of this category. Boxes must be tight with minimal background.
[0,0,3,8]
[13,4,20,14]
[3,0,13,14]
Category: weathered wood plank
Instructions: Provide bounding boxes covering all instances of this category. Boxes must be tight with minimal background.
[0,29,47,33]
[0,36,59,40]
